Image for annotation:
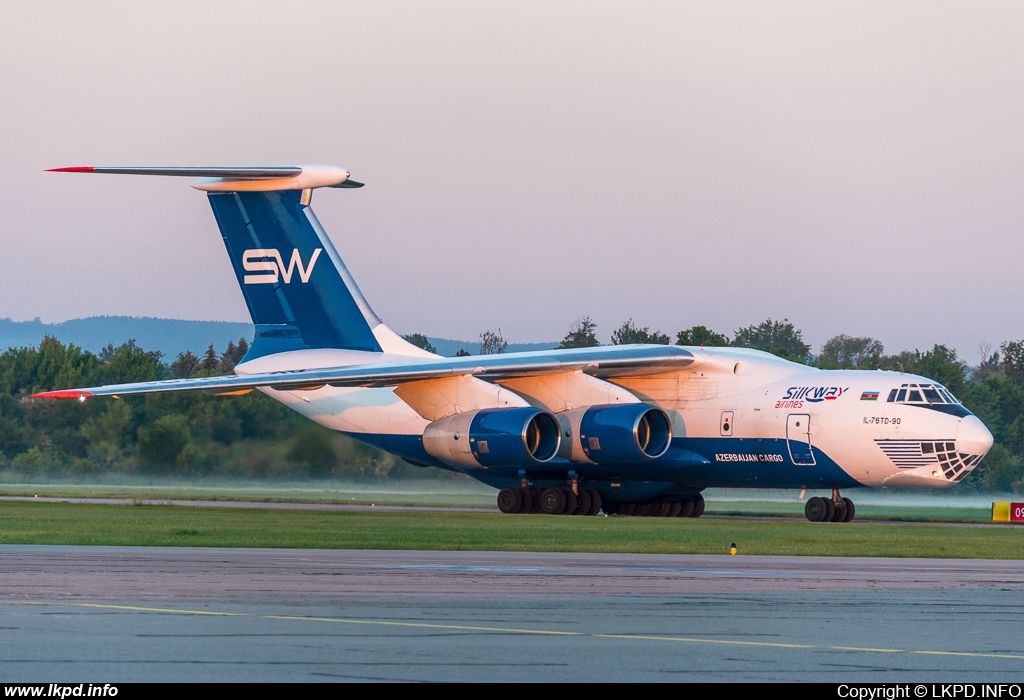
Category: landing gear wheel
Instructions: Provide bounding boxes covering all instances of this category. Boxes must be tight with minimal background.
[805,496,828,522]
[575,489,592,516]
[541,487,567,515]
[516,486,533,514]
[841,497,855,522]
[497,486,522,514]
[586,489,603,516]
[619,502,636,516]
[690,493,705,518]
[677,497,695,518]
[653,502,672,517]
[823,498,836,522]
[667,501,682,518]
[830,499,847,522]
[561,488,578,515]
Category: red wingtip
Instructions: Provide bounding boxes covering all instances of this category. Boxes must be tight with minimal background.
[46,167,96,173]
[31,390,93,400]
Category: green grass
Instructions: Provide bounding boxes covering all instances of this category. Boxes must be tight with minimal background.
[0,501,1020,558]
[0,483,496,508]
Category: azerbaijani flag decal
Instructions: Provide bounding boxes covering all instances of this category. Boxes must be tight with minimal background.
[860,391,879,401]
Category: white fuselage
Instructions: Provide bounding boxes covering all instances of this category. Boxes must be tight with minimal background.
[236,344,993,491]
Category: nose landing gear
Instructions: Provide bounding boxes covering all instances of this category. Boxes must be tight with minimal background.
[804,489,855,522]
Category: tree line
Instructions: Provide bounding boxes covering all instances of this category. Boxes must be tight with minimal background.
[0,337,459,483]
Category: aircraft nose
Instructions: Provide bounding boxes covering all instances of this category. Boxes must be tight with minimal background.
[957,415,994,457]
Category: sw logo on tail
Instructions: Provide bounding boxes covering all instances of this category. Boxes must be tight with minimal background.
[242,248,322,285]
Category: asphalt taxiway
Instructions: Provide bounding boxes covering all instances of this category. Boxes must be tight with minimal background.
[1,546,1022,681]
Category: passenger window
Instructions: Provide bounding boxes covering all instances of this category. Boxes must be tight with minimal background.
[896,389,906,402]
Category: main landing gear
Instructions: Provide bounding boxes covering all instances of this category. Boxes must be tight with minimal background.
[497,484,707,519]
[804,488,855,523]
[497,485,603,516]
[604,494,705,518]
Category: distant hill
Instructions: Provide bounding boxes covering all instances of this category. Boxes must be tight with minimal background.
[0,316,255,359]
[0,316,558,360]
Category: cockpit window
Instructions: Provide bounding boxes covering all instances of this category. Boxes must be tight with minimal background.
[887,383,961,405]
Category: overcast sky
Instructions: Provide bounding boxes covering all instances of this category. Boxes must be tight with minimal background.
[1,2,1022,361]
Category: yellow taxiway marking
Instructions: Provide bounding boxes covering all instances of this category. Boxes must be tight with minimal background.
[593,633,814,649]
[78,603,246,617]
[15,602,1024,661]
[264,614,583,636]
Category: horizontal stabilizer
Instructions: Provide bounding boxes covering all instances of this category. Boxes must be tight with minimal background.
[47,164,362,192]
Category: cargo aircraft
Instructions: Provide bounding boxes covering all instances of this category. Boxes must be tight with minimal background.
[36,165,994,521]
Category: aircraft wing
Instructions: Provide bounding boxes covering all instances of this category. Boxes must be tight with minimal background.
[32,345,696,400]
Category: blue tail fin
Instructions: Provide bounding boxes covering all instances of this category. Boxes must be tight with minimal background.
[207,190,383,358]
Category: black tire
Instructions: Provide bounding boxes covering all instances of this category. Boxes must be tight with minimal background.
[528,487,544,514]
[497,486,522,514]
[805,496,827,522]
[823,498,836,522]
[667,501,682,518]
[830,500,846,522]
[516,486,532,514]
[562,488,578,515]
[541,487,567,515]
[653,502,672,517]
[690,493,705,518]
[587,489,603,516]
[620,502,636,516]
[677,497,695,518]
[575,488,592,516]
[841,497,855,522]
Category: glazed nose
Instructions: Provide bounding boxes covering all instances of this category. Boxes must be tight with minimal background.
[956,415,994,457]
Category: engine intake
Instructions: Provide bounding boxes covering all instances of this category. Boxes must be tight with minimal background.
[423,407,561,470]
[577,404,672,463]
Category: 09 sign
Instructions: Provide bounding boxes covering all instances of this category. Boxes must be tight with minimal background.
[991,502,1024,522]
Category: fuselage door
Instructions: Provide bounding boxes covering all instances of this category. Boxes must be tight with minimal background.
[720,411,734,437]
[786,413,815,466]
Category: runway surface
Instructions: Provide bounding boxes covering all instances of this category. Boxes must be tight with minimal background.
[2,546,1023,682]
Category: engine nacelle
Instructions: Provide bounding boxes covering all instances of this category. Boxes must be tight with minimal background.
[570,403,672,464]
[422,407,561,470]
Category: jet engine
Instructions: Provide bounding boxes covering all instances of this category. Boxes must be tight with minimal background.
[422,407,561,469]
[566,403,672,464]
